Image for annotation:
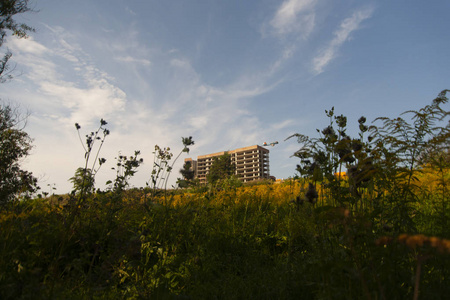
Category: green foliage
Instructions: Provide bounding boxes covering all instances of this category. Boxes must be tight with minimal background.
[0,90,449,299]
[146,137,194,200]
[0,0,35,82]
[368,89,449,233]
[207,152,236,185]
[109,151,143,193]
[0,1,38,204]
[2,188,450,299]
[287,90,449,234]
[287,106,372,209]
[0,103,38,204]
[69,167,95,195]
[177,160,196,188]
[149,144,174,191]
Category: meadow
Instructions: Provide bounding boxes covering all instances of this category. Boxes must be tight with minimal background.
[1,90,449,299]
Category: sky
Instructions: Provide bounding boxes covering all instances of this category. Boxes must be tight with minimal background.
[1,0,449,194]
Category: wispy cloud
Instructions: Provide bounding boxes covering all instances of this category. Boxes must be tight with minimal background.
[115,55,151,66]
[261,0,318,82]
[125,6,136,16]
[312,7,373,74]
[9,33,127,126]
[8,36,48,55]
[156,57,277,149]
[270,0,317,38]
[2,27,133,191]
[3,24,287,191]
[271,119,296,130]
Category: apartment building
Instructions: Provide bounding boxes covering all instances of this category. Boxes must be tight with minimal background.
[185,145,270,184]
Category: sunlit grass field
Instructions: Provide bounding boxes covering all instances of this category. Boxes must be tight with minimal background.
[1,175,449,299]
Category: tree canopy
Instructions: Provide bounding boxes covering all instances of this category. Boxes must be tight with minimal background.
[0,103,38,203]
[0,1,37,203]
[177,160,196,188]
[0,0,35,82]
[206,152,236,185]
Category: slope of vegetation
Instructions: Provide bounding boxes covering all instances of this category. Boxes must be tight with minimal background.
[0,90,449,299]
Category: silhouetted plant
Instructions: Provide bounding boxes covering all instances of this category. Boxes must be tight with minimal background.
[108,151,143,193]
[148,145,173,195]
[288,89,449,233]
[164,136,194,191]
[147,136,194,200]
[71,119,109,203]
[69,167,95,195]
[287,107,373,209]
[369,89,449,232]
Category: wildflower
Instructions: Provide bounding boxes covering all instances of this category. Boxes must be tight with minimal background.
[344,209,350,218]
[442,240,450,253]
[336,115,347,128]
[322,126,335,136]
[398,234,409,243]
[351,139,363,152]
[405,234,427,249]
[428,236,440,248]
[375,236,392,246]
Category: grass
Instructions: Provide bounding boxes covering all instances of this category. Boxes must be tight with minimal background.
[0,90,449,299]
[1,178,449,299]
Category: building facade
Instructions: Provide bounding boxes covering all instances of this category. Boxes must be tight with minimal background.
[185,145,270,184]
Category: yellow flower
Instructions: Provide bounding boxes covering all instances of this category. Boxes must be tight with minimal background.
[398,234,409,243]
[428,236,440,248]
[375,236,392,246]
[442,240,450,253]
[405,234,427,248]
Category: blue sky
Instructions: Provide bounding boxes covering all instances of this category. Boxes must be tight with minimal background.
[1,0,449,193]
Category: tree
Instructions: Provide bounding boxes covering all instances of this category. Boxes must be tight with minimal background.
[0,0,35,82]
[0,103,38,204]
[0,1,37,204]
[206,152,236,185]
[177,160,196,188]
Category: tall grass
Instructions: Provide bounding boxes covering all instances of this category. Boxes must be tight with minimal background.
[0,90,449,299]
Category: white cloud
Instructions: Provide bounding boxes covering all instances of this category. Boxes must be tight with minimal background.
[263,0,318,79]
[2,27,132,191]
[270,0,317,37]
[125,6,136,16]
[271,119,296,130]
[170,58,190,68]
[10,32,127,126]
[268,44,296,75]
[2,21,295,192]
[8,37,49,55]
[189,115,209,130]
[312,7,373,74]
[38,78,126,125]
[115,55,151,66]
